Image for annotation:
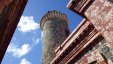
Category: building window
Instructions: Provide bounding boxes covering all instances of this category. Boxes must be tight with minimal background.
[89,61,97,64]
[109,0,113,2]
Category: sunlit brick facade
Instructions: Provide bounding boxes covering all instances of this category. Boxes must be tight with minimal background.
[51,0,113,64]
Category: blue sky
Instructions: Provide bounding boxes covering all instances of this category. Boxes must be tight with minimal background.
[2,0,83,64]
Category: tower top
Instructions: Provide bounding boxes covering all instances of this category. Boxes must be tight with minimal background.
[40,10,69,30]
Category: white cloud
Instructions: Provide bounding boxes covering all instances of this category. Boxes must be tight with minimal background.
[7,44,31,58]
[41,32,43,38]
[18,16,39,32]
[12,37,16,40]
[20,58,31,64]
[35,38,40,44]
[32,37,40,45]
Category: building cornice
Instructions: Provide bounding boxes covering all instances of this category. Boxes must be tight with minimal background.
[67,0,94,17]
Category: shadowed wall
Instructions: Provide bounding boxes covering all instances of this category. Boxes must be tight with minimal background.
[0,0,27,63]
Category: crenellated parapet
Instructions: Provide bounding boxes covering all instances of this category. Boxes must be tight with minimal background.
[40,10,69,30]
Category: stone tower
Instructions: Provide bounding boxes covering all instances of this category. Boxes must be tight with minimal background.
[40,10,70,64]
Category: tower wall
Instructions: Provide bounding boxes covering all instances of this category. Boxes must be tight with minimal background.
[40,10,70,64]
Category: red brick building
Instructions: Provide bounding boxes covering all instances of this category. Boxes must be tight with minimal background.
[51,0,113,64]
[0,0,27,63]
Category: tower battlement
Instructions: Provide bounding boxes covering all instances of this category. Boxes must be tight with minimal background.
[40,10,69,30]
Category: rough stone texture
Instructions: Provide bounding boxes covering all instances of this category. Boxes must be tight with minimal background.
[85,0,113,47]
[101,46,110,54]
[74,37,113,64]
[67,0,113,47]
[66,0,113,63]
[40,10,70,64]
[110,57,113,62]
[0,0,27,63]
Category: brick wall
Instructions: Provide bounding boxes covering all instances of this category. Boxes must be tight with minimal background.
[0,0,13,13]
[75,36,113,64]
[0,0,27,63]
[85,0,113,47]
[67,0,113,47]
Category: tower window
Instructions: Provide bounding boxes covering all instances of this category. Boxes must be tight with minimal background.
[65,29,70,37]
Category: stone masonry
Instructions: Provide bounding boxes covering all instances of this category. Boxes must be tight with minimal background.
[62,0,113,63]
[40,10,70,64]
